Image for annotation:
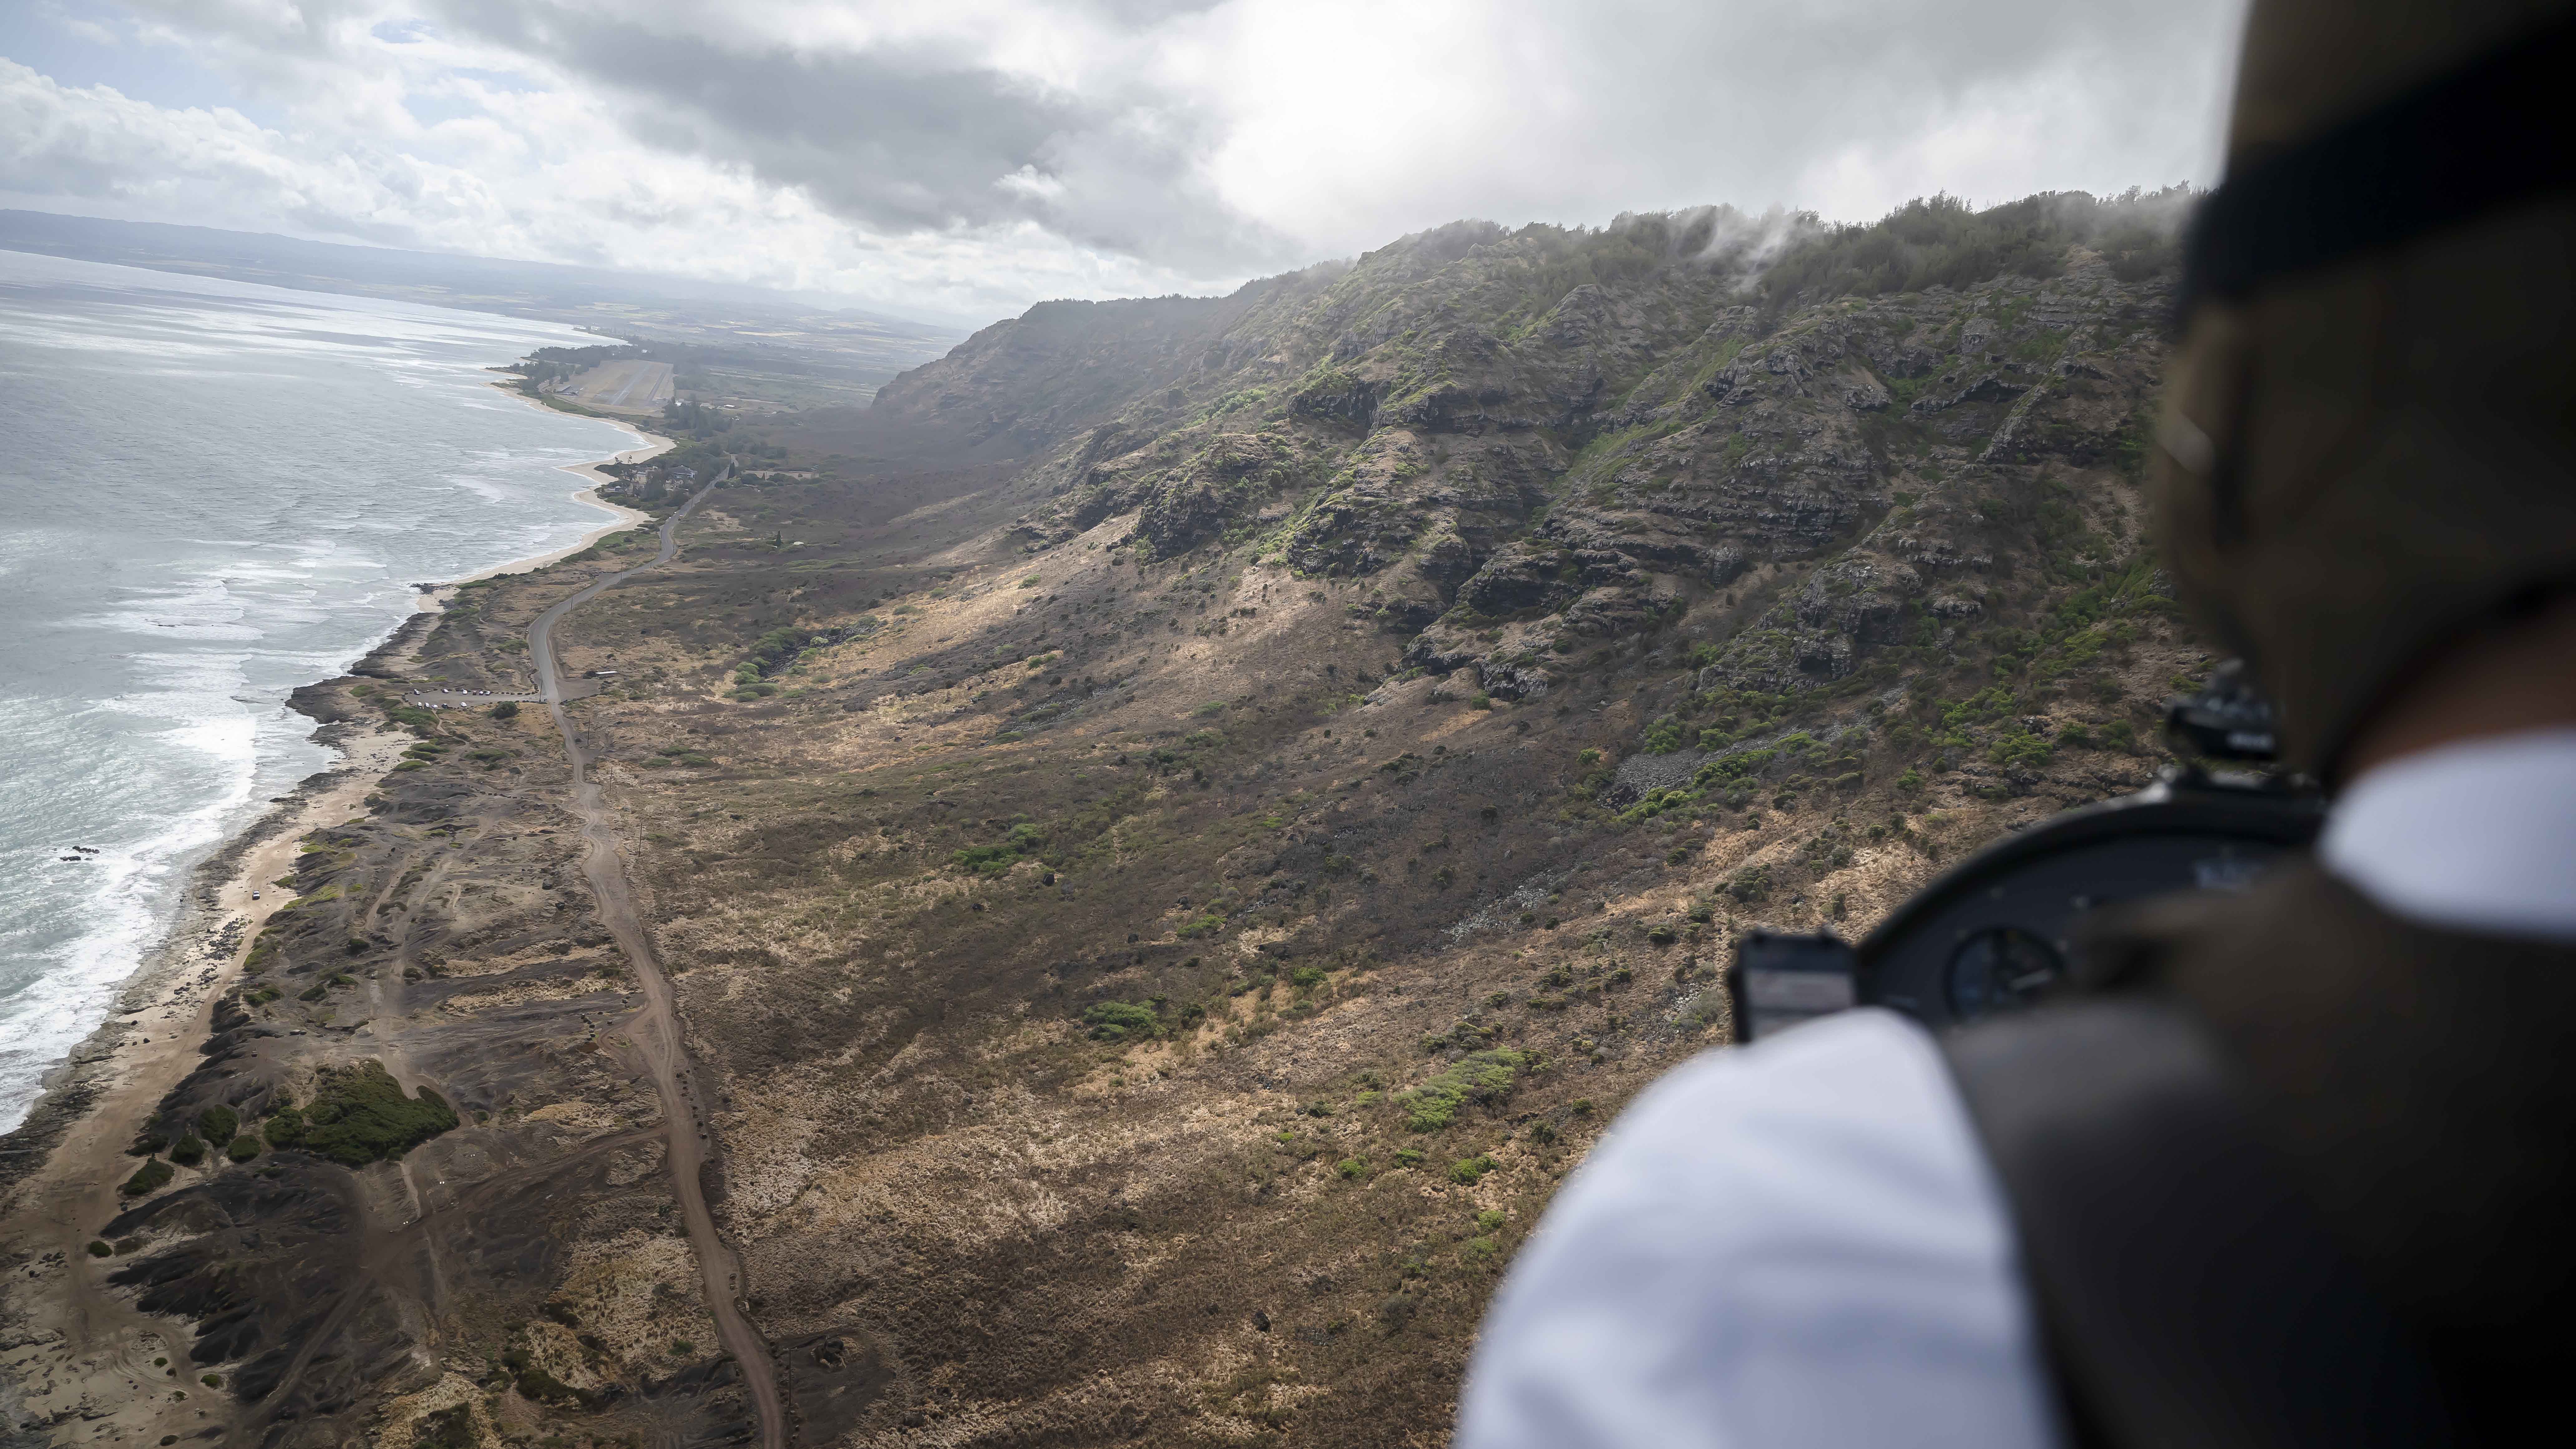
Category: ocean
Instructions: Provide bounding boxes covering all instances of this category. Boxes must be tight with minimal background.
[0,247,644,1132]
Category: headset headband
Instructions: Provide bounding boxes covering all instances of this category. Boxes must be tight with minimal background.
[2179,13,2576,320]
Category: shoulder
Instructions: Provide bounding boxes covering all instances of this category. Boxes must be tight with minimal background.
[1456,1009,2061,1449]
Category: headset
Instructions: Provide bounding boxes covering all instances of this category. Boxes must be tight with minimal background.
[1728,666,2325,1040]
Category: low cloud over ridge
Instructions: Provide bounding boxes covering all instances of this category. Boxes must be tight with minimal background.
[0,0,2246,320]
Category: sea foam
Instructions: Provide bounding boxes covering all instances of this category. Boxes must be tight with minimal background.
[0,247,642,1131]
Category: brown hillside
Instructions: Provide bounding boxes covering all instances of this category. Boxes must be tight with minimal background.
[0,192,2213,1449]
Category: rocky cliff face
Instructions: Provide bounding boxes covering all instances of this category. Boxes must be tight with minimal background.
[999,200,2174,718]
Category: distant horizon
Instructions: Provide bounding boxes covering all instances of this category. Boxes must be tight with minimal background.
[0,1,2242,320]
[0,206,992,335]
[0,181,2206,347]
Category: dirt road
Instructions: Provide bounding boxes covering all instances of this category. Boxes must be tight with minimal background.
[527,467,787,1449]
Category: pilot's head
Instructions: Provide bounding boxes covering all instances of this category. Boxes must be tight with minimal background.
[2156,0,2576,782]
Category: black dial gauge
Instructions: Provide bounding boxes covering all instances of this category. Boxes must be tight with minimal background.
[1853,777,2325,1029]
[1943,926,2066,1021]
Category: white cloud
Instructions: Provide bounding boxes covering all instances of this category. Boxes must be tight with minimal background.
[0,0,2247,320]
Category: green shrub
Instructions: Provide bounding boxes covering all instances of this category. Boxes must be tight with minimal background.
[85,1240,111,1258]
[1081,1001,1161,1042]
[488,700,519,721]
[1288,965,1327,989]
[168,1135,206,1167]
[120,1159,173,1196]
[953,821,1047,876]
[1448,1155,1497,1185]
[297,985,328,1002]
[197,1106,238,1143]
[1988,727,2054,770]
[414,1407,476,1449]
[1377,1291,1419,1331]
[226,1134,263,1163]
[514,1366,591,1407]
[1393,1147,1426,1167]
[1398,1050,1532,1131]
[263,1061,458,1166]
[1336,1158,1368,1179]
[958,840,1015,876]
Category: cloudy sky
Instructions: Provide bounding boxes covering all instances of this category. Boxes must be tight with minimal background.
[0,0,2248,323]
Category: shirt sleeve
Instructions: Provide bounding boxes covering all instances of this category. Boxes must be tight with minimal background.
[1454,1007,2064,1449]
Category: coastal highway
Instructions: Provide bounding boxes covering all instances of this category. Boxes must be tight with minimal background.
[526,461,788,1449]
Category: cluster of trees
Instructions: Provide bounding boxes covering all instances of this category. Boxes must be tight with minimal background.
[1756,187,2198,318]
[514,343,636,390]
[663,398,736,434]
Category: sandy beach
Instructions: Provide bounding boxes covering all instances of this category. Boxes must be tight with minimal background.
[0,418,670,1446]
[0,725,408,1444]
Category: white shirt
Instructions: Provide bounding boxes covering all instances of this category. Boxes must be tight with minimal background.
[1457,728,2576,1449]
[2318,726,2576,942]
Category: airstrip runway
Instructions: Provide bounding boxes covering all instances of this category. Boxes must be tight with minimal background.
[563,359,674,413]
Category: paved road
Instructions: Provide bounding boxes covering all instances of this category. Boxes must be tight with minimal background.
[527,465,788,1449]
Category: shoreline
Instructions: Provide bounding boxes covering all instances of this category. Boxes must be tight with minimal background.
[0,414,672,1193]
[418,406,673,605]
